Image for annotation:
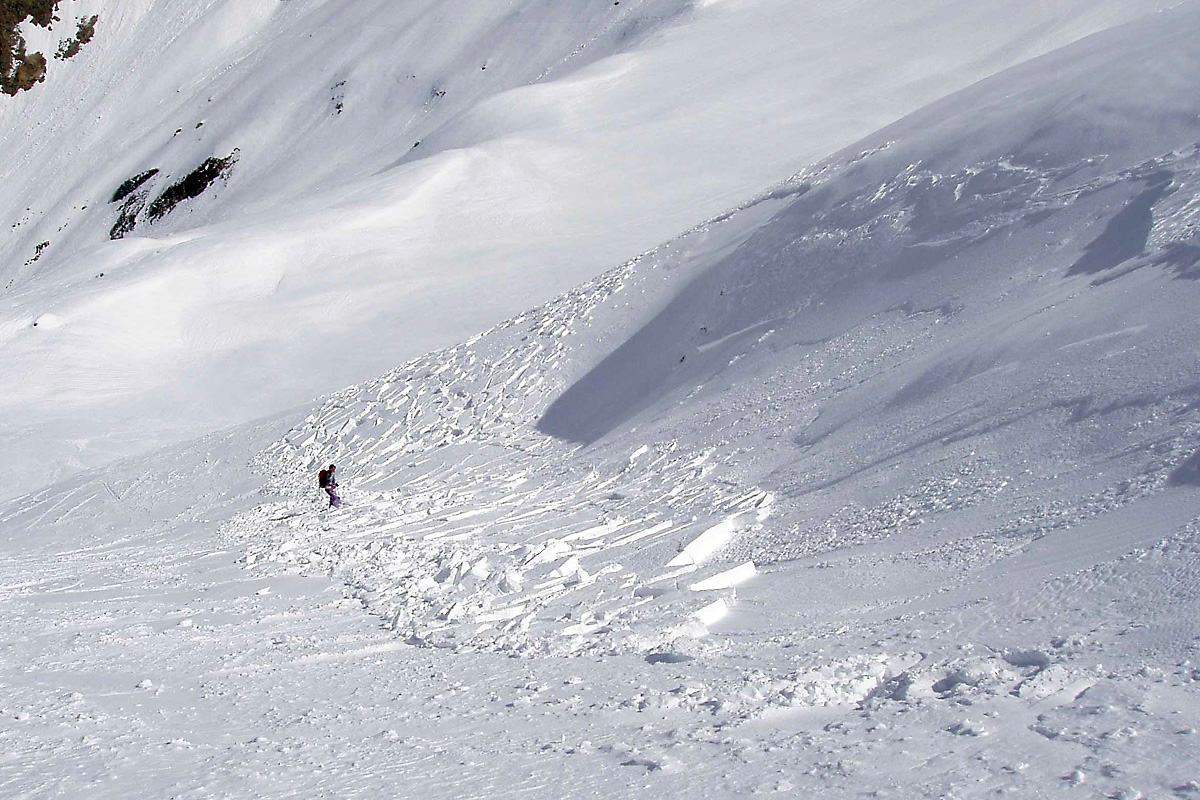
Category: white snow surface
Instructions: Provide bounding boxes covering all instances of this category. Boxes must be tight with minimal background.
[0,0,1180,498]
[4,1,1200,798]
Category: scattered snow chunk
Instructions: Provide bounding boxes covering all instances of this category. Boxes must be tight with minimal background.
[551,556,582,579]
[947,719,988,737]
[667,515,744,568]
[689,562,756,591]
[469,557,490,580]
[526,539,572,566]
[498,570,524,593]
[693,596,732,627]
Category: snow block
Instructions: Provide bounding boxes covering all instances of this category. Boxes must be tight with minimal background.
[688,561,756,591]
[693,596,732,627]
[666,515,741,568]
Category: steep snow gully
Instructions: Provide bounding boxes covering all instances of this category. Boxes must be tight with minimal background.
[4,3,1200,799]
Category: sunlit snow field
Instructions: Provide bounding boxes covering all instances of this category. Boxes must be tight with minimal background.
[0,0,1178,497]
[2,0,1200,797]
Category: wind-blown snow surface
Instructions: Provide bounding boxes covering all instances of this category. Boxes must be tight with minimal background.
[5,4,1200,799]
[0,0,1181,499]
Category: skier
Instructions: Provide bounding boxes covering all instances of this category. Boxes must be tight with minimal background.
[317,463,340,507]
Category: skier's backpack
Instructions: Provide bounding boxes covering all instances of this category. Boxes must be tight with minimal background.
[318,468,330,488]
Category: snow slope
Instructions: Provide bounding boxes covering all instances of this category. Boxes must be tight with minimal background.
[3,4,1200,797]
[0,0,1179,499]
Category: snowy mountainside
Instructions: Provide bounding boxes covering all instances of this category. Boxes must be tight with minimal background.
[216,1,1200,681]
[208,9,1200,792]
[3,4,1200,798]
[240,3,1200,658]
[0,0,695,497]
[0,0,1179,500]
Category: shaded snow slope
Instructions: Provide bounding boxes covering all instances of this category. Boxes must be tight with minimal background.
[0,0,1179,499]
